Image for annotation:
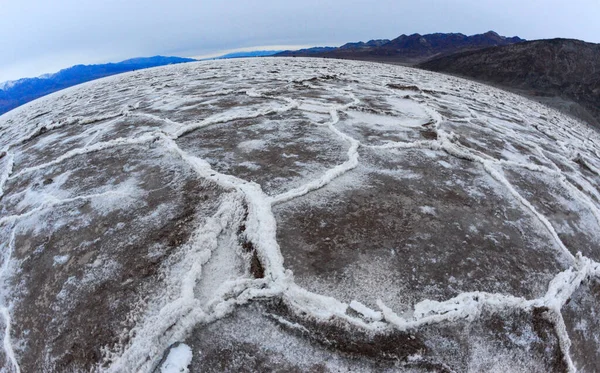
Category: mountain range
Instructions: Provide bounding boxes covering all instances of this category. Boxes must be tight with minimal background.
[275,31,525,64]
[214,50,282,59]
[0,56,196,115]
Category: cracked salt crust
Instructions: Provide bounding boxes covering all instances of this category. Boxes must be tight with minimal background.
[0,57,598,372]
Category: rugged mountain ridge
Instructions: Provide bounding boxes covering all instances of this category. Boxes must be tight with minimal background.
[275,31,524,64]
[339,39,391,50]
[0,56,196,115]
[419,38,600,128]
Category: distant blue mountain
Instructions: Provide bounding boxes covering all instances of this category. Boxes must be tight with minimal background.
[213,50,283,59]
[0,56,197,116]
[276,46,337,56]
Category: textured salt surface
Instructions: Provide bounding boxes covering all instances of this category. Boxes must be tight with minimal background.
[0,58,599,372]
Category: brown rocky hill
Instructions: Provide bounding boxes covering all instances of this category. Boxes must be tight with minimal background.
[419,38,600,128]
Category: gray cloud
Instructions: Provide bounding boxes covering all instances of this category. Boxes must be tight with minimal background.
[1,0,599,81]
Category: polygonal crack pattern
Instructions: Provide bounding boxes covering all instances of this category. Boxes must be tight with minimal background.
[274,148,570,311]
[0,57,598,372]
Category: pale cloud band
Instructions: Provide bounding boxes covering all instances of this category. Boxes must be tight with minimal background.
[1,0,599,82]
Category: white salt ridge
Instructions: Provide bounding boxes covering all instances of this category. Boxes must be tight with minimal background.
[52,255,70,266]
[0,189,131,226]
[270,91,361,205]
[0,153,14,198]
[173,91,299,138]
[104,195,242,372]
[8,131,161,180]
[1,307,19,373]
[237,139,267,153]
[0,229,19,373]
[419,206,436,216]
[159,344,192,373]
[162,136,286,281]
[349,300,383,322]
[267,313,311,333]
[133,113,182,128]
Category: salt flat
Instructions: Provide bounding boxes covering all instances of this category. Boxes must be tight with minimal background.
[0,57,599,372]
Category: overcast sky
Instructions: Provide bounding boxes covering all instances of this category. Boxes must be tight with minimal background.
[1,0,599,82]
